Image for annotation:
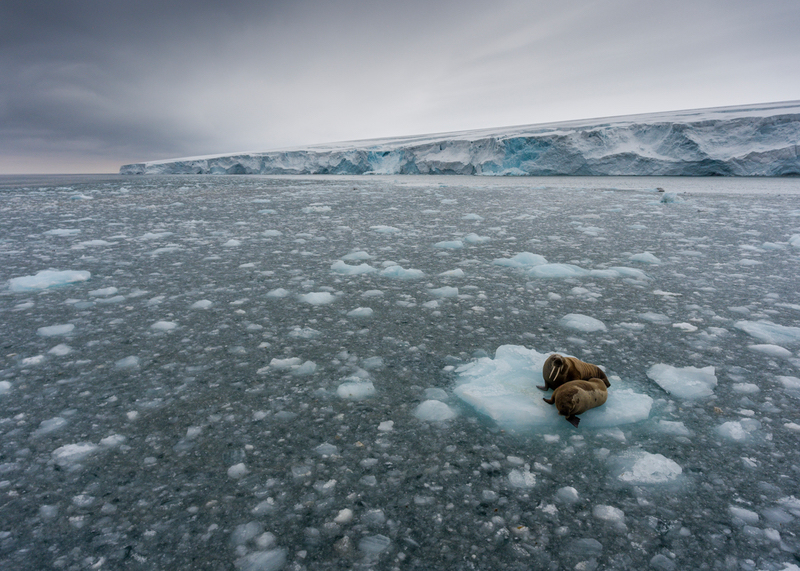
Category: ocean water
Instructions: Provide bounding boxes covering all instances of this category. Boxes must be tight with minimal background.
[1,174,800,570]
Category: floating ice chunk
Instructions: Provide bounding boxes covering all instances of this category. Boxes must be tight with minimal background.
[315,443,339,456]
[359,534,391,554]
[717,419,761,441]
[140,231,173,240]
[115,356,140,370]
[379,265,424,279]
[732,383,760,393]
[288,327,320,339]
[75,239,114,248]
[646,364,717,399]
[99,434,126,447]
[378,420,394,432]
[414,400,457,421]
[673,323,698,332]
[729,505,760,525]
[234,548,287,571]
[528,263,587,278]
[266,288,290,298]
[778,376,800,390]
[44,228,81,236]
[462,213,483,220]
[639,312,671,324]
[434,240,464,249]
[21,355,45,366]
[337,380,376,400]
[0,381,10,395]
[223,239,241,247]
[8,270,90,292]
[303,205,331,213]
[37,324,75,337]
[789,234,800,248]
[347,307,373,318]
[227,463,248,479]
[493,252,548,268]
[263,229,282,237]
[52,443,99,466]
[559,313,606,332]
[231,521,264,545]
[734,320,800,345]
[361,289,384,297]
[593,505,625,524]
[555,486,580,504]
[361,356,384,370]
[371,225,400,233]
[191,299,213,309]
[629,252,661,264]
[615,451,682,484]
[151,320,178,331]
[439,268,465,277]
[455,345,651,431]
[423,388,449,401]
[34,417,68,437]
[334,508,354,524]
[331,260,376,275]
[464,233,490,244]
[88,287,118,297]
[49,344,71,356]
[343,250,372,261]
[269,357,302,370]
[748,344,793,358]
[429,286,458,298]
[657,420,692,437]
[298,292,336,305]
[508,467,536,488]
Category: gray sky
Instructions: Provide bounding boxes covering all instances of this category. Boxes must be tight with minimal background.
[2,0,799,174]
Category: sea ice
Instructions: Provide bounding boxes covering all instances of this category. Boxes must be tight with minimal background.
[614,450,683,484]
[629,252,661,264]
[735,320,800,345]
[748,344,793,358]
[454,345,651,431]
[151,320,178,331]
[434,240,463,249]
[347,307,373,318]
[559,313,607,332]
[414,400,457,421]
[37,324,75,337]
[8,270,90,292]
[379,265,424,279]
[493,252,548,268]
[298,292,336,305]
[646,364,717,399]
[331,261,376,275]
[337,379,376,400]
[52,443,99,467]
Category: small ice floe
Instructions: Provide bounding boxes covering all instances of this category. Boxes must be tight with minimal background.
[612,450,683,484]
[508,466,536,489]
[462,213,483,221]
[646,364,717,399]
[8,270,90,292]
[191,299,213,309]
[21,355,45,366]
[115,356,140,370]
[52,443,99,467]
[555,486,580,504]
[288,327,321,339]
[227,463,248,479]
[439,268,465,278]
[88,286,118,297]
[370,225,400,233]
[222,239,241,247]
[729,505,760,525]
[331,260,376,275]
[493,252,548,268]
[454,345,651,431]
[49,344,72,356]
[302,204,331,213]
[359,535,391,555]
[140,231,173,240]
[337,374,376,400]
[717,419,761,442]
[629,252,661,264]
[266,288,290,298]
[150,321,178,331]
[434,240,464,249]
[33,417,68,437]
[298,292,336,305]
[379,265,424,279]
[464,233,490,244]
[428,286,458,298]
[234,549,287,571]
[414,400,457,421]
[672,323,698,332]
[747,344,793,359]
[37,324,75,337]
[0,381,11,396]
[343,250,372,261]
[44,228,81,236]
[778,376,800,391]
[378,420,394,432]
[346,307,373,318]
[734,320,800,346]
[263,229,282,237]
[559,313,607,333]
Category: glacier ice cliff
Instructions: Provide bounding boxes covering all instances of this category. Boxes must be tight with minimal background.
[120,101,800,177]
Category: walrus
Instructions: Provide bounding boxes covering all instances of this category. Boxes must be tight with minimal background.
[538,354,608,391]
[543,377,611,427]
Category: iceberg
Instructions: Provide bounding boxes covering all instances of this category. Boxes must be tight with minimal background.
[121,101,800,177]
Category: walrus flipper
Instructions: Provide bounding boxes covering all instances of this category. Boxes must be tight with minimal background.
[566,415,580,428]
[543,396,555,405]
[536,384,548,391]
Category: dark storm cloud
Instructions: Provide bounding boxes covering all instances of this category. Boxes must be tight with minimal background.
[2,0,799,173]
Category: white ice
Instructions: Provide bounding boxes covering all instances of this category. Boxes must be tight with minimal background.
[559,313,607,333]
[454,345,652,431]
[646,364,717,399]
[734,320,800,345]
[7,270,90,292]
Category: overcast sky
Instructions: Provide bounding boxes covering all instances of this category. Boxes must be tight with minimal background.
[2,0,799,174]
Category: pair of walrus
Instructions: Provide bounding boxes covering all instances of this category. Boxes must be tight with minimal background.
[539,354,610,427]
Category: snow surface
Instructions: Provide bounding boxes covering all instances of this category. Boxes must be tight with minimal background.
[2,174,800,570]
[120,101,800,177]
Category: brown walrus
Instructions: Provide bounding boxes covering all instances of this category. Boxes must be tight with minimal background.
[538,354,608,391]
[543,377,611,427]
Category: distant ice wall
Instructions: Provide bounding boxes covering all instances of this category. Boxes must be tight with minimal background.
[120,101,800,176]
